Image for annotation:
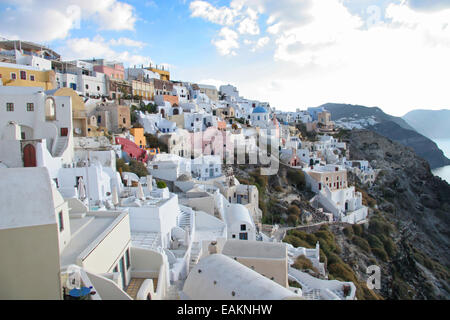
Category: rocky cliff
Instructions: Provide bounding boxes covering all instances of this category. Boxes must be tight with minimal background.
[321,103,450,168]
[249,128,450,299]
[341,129,450,299]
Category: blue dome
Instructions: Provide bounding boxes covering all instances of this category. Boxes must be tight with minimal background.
[252,106,267,114]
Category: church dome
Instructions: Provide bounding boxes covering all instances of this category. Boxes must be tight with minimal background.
[252,106,267,114]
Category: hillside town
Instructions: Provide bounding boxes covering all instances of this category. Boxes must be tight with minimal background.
[0,39,382,300]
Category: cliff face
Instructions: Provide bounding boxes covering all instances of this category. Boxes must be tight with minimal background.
[321,103,450,169]
[343,129,450,299]
[236,128,450,299]
[368,121,450,169]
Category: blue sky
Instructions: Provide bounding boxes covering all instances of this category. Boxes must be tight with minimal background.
[0,0,449,116]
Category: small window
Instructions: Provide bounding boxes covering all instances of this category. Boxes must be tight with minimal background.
[6,103,14,112]
[125,249,131,270]
[20,71,27,80]
[26,103,34,112]
[239,233,248,240]
[30,75,35,81]
[97,86,100,91]
[240,224,246,231]
[232,234,236,239]
[11,73,17,80]
[85,84,89,90]
[58,211,64,232]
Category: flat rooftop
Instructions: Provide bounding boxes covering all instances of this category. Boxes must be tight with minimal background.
[131,231,161,250]
[60,212,123,267]
[222,240,287,259]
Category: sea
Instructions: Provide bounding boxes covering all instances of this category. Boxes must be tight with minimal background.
[432,139,450,184]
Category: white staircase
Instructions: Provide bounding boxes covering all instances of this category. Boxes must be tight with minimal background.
[302,289,322,300]
[178,209,191,229]
[53,137,68,157]
[189,242,202,272]
[166,284,181,300]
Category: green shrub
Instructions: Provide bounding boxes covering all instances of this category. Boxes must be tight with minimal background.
[352,236,371,253]
[286,169,305,189]
[129,160,148,177]
[292,255,314,271]
[367,234,384,251]
[372,247,388,262]
[305,233,318,247]
[343,226,354,239]
[327,262,356,283]
[352,224,364,236]
[283,235,311,248]
[382,238,397,258]
[156,180,167,189]
[287,214,299,226]
[287,205,301,216]
[315,230,335,244]
[116,158,130,173]
[327,253,343,265]
[369,217,393,236]
[289,230,308,240]
[274,185,284,192]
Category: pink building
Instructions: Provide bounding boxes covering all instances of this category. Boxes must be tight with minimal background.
[94,64,125,80]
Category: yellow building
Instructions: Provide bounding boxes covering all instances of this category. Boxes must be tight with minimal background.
[0,62,56,90]
[146,66,170,81]
[130,127,146,149]
[131,80,155,100]
[51,87,104,137]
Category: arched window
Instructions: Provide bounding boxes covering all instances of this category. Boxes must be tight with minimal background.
[45,97,56,121]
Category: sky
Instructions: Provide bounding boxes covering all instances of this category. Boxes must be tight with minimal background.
[0,0,449,116]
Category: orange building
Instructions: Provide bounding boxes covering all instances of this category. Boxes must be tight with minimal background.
[130,127,146,149]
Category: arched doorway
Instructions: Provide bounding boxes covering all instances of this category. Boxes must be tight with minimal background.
[161,108,165,118]
[173,108,179,115]
[45,97,56,121]
[23,144,37,167]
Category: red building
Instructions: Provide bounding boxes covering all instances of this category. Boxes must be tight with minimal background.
[115,137,148,163]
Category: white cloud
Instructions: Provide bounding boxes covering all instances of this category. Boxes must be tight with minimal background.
[190,0,450,116]
[237,17,260,35]
[0,0,138,42]
[59,36,153,67]
[189,0,238,26]
[251,36,270,51]
[109,38,146,49]
[212,27,239,56]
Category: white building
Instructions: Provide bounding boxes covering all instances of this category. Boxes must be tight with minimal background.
[172,84,189,103]
[0,167,169,300]
[304,165,368,224]
[250,106,270,127]
[148,153,191,182]
[0,86,74,172]
[125,67,160,81]
[191,155,222,180]
[181,254,301,300]
[223,203,256,241]
[219,84,239,100]
[55,60,107,97]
